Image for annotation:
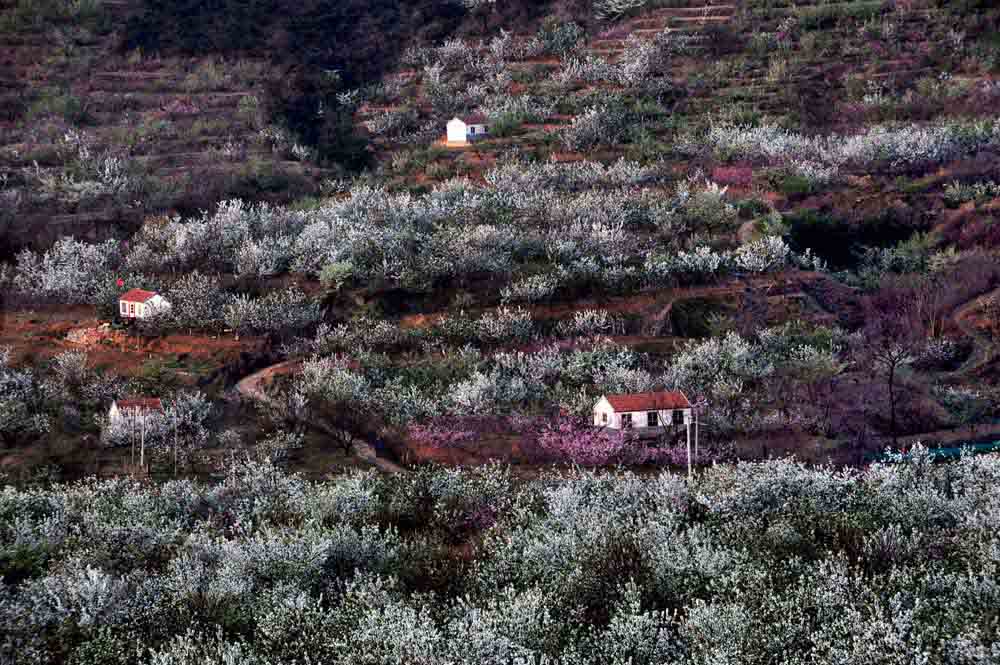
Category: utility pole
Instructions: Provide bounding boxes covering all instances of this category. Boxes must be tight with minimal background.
[173,408,179,476]
[139,411,147,473]
[686,417,692,480]
[694,408,699,463]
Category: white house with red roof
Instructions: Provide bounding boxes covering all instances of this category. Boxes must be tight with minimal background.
[119,288,171,320]
[447,114,489,143]
[593,391,693,430]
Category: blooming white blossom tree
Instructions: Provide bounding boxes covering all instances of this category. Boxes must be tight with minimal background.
[0,347,50,445]
[12,237,121,304]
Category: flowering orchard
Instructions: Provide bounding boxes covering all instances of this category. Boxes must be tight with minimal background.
[3,451,1000,663]
[3,161,807,312]
[681,118,1000,177]
[290,320,850,446]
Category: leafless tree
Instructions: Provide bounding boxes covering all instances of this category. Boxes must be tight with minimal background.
[858,286,924,446]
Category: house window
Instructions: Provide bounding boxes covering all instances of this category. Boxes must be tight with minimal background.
[120,301,126,314]
[601,412,608,424]
[621,413,632,429]
[673,410,685,425]
[647,411,658,427]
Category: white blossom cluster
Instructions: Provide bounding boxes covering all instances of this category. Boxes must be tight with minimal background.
[294,322,843,427]
[9,455,995,662]
[484,156,669,191]
[553,54,617,85]
[616,32,689,86]
[479,93,554,125]
[438,306,537,346]
[363,106,421,137]
[593,0,648,21]
[666,179,738,234]
[645,236,792,283]
[684,118,1000,174]
[11,237,121,303]
[0,347,51,443]
[500,273,563,304]
[223,287,321,334]
[665,324,846,432]
[122,199,307,279]
[7,162,817,308]
[559,103,631,152]
[296,338,652,421]
[286,168,702,290]
[733,235,791,272]
[553,309,625,338]
[31,130,145,203]
[943,179,1000,206]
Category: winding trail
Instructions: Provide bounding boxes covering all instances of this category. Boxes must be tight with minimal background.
[236,360,406,474]
[900,286,1000,446]
[945,286,999,378]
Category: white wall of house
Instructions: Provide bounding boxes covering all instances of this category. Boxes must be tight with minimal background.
[593,398,693,430]
[593,396,617,427]
[447,118,488,143]
[119,295,171,320]
[447,118,468,142]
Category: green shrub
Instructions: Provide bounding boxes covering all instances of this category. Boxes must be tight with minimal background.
[898,176,940,196]
[0,0,104,32]
[536,17,585,56]
[489,112,522,138]
[776,173,814,197]
[25,90,92,126]
[796,1,886,30]
[228,162,314,201]
[320,261,355,291]
[735,198,771,219]
[670,297,731,338]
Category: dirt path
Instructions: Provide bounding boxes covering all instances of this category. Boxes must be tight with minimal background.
[946,286,999,377]
[898,287,1000,446]
[236,361,406,474]
[235,360,299,401]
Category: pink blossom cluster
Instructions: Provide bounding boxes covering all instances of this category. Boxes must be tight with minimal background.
[711,166,754,187]
[408,416,733,467]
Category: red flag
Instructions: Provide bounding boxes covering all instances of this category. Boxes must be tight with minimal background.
[116,278,124,288]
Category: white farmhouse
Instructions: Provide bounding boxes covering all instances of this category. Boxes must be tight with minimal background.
[593,390,700,477]
[593,391,693,430]
[446,114,489,144]
[119,289,171,320]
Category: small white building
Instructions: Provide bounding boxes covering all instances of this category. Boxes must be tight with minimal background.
[447,114,489,144]
[108,398,163,427]
[593,391,693,430]
[119,289,171,320]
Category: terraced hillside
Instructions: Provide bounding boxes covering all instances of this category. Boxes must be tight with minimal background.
[358,0,998,188]
[5,4,1000,663]
[1,0,999,482]
[0,0,331,254]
